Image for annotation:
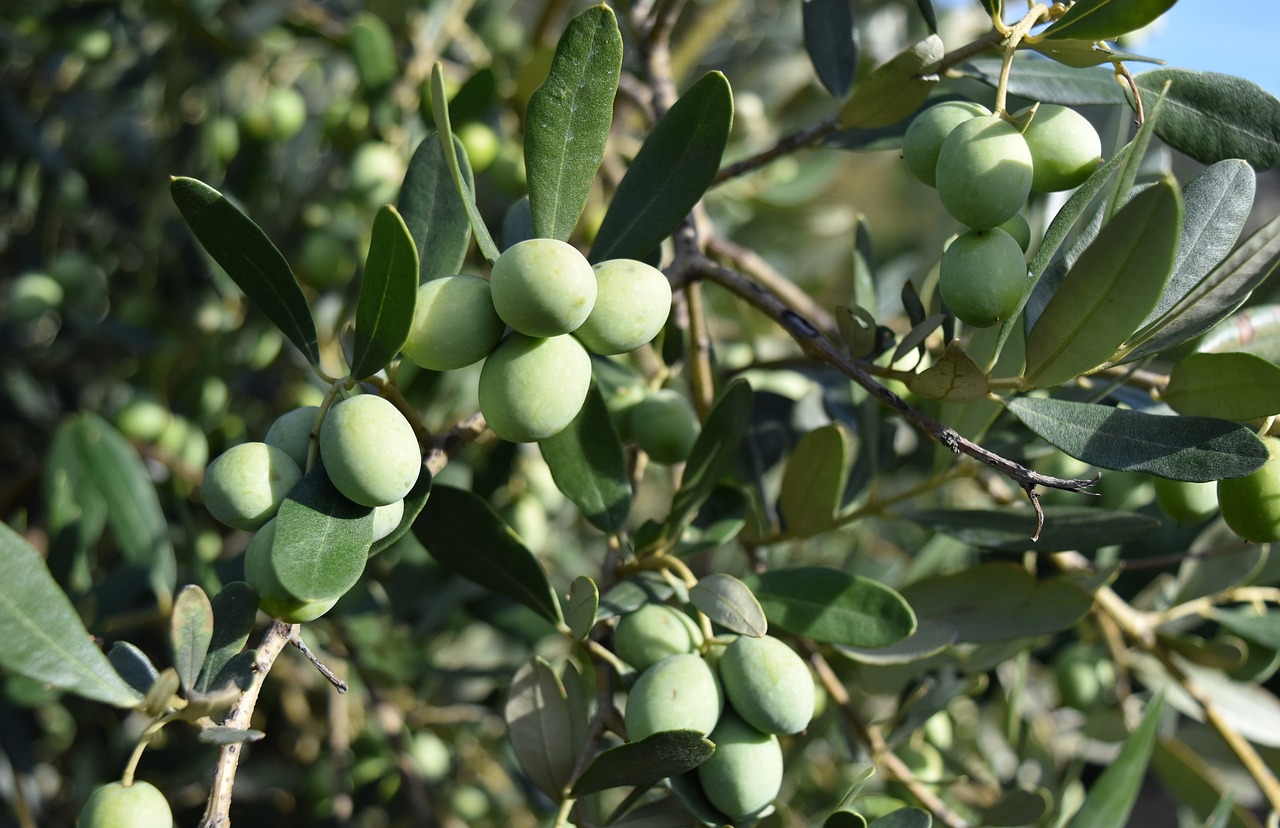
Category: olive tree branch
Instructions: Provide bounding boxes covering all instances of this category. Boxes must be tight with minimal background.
[713,115,843,184]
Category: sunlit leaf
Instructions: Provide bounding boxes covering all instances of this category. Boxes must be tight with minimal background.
[1133,69,1280,170]
[1042,0,1178,41]
[271,464,374,602]
[907,507,1160,553]
[1213,608,1280,650]
[779,424,849,538]
[170,584,214,692]
[840,35,943,128]
[1163,352,1280,421]
[1065,691,1165,828]
[351,205,418,380]
[430,64,500,263]
[742,567,915,647]
[690,574,767,638]
[570,730,714,797]
[907,340,989,402]
[958,55,1127,104]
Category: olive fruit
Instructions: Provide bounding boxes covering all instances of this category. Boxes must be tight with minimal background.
[1019,104,1102,193]
[936,115,1033,229]
[902,101,991,187]
[625,653,723,741]
[78,780,173,828]
[489,238,597,337]
[1153,477,1219,525]
[319,395,421,507]
[115,399,172,443]
[614,603,703,671]
[455,122,501,173]
[401,275,506,371]
[242,519,340,623]
[265,406,319,470]
[629,389,700,465]
[202,442,302,530]
[478,333,592,443]
[372,499,405,542]
[939,227,1027,328]
[997,212,1032,253]
[1218,436,1280,542]
[717,634,815,734]
[1054,642,1105,710]
[573,259,672,355]
[696,711,784,822]
[350,142,406,206]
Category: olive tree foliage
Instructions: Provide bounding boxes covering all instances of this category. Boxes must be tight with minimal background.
[3,0,1280,825]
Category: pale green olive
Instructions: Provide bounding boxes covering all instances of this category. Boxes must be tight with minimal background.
[202,442,302,530]
[265,406,320,471]
[401,275,506,371]
[319,395,420,507]
[478,333,592,443]
[902,101,991,187]
[939,227,1027,328]
[1018,104,1102,193]
[936,115,1033,229]
[614,603,703,671]
[696,710,783,822]
[489,238,597,337]
[573,259,672,355]
[625,653,723,741]
[78,780,173,828]
[717,634,815,734]
[1218,436,1280,542]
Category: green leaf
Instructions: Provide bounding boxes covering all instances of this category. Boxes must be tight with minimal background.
[196,581,259,693]
[565,576,599,641]
[538,383,631,534]
[171,585,214,692]
[1006,397,1268,481]
[0,522,141,707]
[199,726,266,746]
[1213,608,1280,650]
[351,205,419,380]
[741,567,916,647]
[1164,352,1280,421]
[506,656,577,801]
[665,379,753,539]
[779,424,850,538]
[1024,179,1182,388]
[1151,739,1261,828]
[415,484,562,624]
[397,132,473,281]
[1042,0,1177,41]
[957,55,1127,104]
[107,642,159,697]
[907,507,1161,553]
[982,788,1052,826]
[689,574,767,638]
[836,623,957,665]
[1133,69,1280,170]
[524,4,622,241]
[1029,38,1164,68]
[570,730,715,797]
[869,808,931,827]
[142,667,181,717]
[907,340,989,402]
[368,469,432,557]
[840,35,943,128]
[803,0,858,98]
[271,464,374,602]
[44,423,106,591]
[1066,691,1165,828]
[502,196,536,250]
[170,177,320,365]
[590,71,733,263]
[597,573,677,622]
[350,12,397,90]
[429,64,500,263]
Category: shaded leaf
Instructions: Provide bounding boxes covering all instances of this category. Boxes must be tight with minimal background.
[565,576,599,641]
[209,649,257,693]
[957,55,1127,105]
[907,340,988,402]
[1133,69,1280,170]
[196,581,259,693]
[742,567,916,647]
[397,132,473,280]
[170,177,319,365]
[570,730,715,797]
[779,424,849,538]
[1213,608,1280,650]
[107,642,159,697]
[840,35,943,128]
[597,573,677,622]
[665,379,753,538]
[352,205,418,379]
[983,788,1052,827]
[868,807,931,827]
[1164,352,1280,421]
[539,383,631,534]
[429,64,500,263]
[199,726,265,745]
[171,585,214,692]
[689,574,766,638]
[506,657,576,801]
[1152,738,1261,828]
[502,196,536,250]
[1066,691,1165,828]
[907,507,1160,553]
[350,13,397,91]
[803,0,858,98]
[176,684,241,721]
[1042,0,1177,41]
[836,623,957,665]
[1143,657,1280,747]
[368,469,432,557]
[142,667,181,718]
[271,464,373,602]
[826,813,869,828]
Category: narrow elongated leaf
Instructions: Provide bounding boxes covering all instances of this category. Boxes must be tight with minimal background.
[840,35,943,128]
[506,657,576,801]
[908,507,1160,553]
[170,177,319,365]
[741,567,915,647]
[0,523,140,707]
[779,424,849,538]
[1006,397,1268,481]
[430,64,500,263]
[196,581,259,693]
[397,133,473,281]
[565,576,599,641]
[171,585,214,692]
[1213,608,1280,650]
[350,13,397,91]
[689,574,766,637]
[1030,38,1164,68]
[271,465,373,601]
[539,383,631,534]
[351,205,419,379]
[1025,179,1181,387]
[368,470,432,557]
[958,56,1127,105]
[803,0,858,98]
[1152,739,1261,828]
[1042,0,1177,41]
[415,484,562,624]
[665,380,752,537]
[1133,69,1280,170]
[591,72,733,263]
[571,730,714,797]
[525,5,622,241]
[869,808,931,828]
[107,642,159,697]
[1164,352,1280,421]
[1066,691,1165,828]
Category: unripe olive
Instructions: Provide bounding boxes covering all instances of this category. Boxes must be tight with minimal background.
[295,232,355,290]
[265,406,320,471]
[478,333,592,443]
[350,142,406,207]
[401,275,506,371]
[456,122,501,173]
[614,603,703,671]
[936,115,1033,229]
[243,519,339,623]
[696,710,784,823]
[902,101,991,187]
[1153,477,1219,525]
[1018,104,1102,193]
[997,212,1032,253]
[573,259,672,355]
[78,780,173,828]
[1054,642,1104,710]
[1218,436,1280,542]
[115,399,173,443]
[6,272,64,322]
[625,653,723,741]
[264,86,307,142]
[629,389,699,465]
[718,634,815,734]
[371,499,404,542]
[319,395,421,507]
[202,442,302,530]
[939,228,1027,328]
[489,238,597,337]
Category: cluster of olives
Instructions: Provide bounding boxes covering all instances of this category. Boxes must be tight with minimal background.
[400,238,672,443]
[78,779,173,827]
[902,100,1102,328]
[615,603,816,822]
[201,393,420,622]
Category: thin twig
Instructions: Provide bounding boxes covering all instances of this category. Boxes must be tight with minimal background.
[713,115,842,184]
[290,630,349,693]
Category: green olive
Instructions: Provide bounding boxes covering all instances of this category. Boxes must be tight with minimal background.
[489,238,597,337]
[902,101,991,187]
[696,710,784,822]
[78,780,173,828]
[1153,477,1219,525]
[625,653,723,741]
[319,395,421,507]
[629,389,700,465]
[936,115,1033,229]
[478,333,592,443]
[201,442,302,530]
[264,406,320,471]
[939,228,1027,328]
[573,259,672,355]
[242,518,340,623]
[1018,104,1102,193]
[614,603,703,671]
[401,275,506,371]
[1218,436,1280,542]
[717,634,815,734]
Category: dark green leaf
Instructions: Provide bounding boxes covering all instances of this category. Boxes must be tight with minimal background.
[350,13,397,91]
[1042,0,1177,41]
[107,642,159,697]
[840,35,943,128]
[502,196,536,250]
[1164,352,1280,421]
[742,567,916,647]
[983,789,1052,827]
[665,379,753,538]
[608,796,704,827]
[1006,397,1268,481]
[171,585,214,692]
[199,726,265,746]
[565,576,599,641]
[368,469,432,557]
[44,422,106,590]
[825,813,869,828]
[1066,691,1165,828]
[1133,69,1280,170]
[271,464,373,602]
[571,730,715,797]
[836,622,957,665]
[590,72,733,263]
[673,485,749,557]
[957,56,1127,105]
[779,424,850,537]
[397,132,473,281]
[415,484,562,624]
[1152,739,1261,828]
[429,64,500,263]
[1213,609,1280,650]
[907,507,1160,553]
[803,0,858,98]
[1024,180,1182,388]
[170,177,319,365]
[914,0,936,31]
[0,523,141,707]
[196,581,259,693]
[351,205,418,379]
[539,383,631,533]
[524,4,622,241]
[689,574,766,638]
[209,649,257,693]
[597,573,677,622]
[868,807,931,827]
[506,657,576,801]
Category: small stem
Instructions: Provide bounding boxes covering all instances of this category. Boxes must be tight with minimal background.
[290,630,349,693]
[552,794,577,828]
[120,714,175,787]
[713,116,842,184]
[993,4,1050,116]
[684,281,716,419]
